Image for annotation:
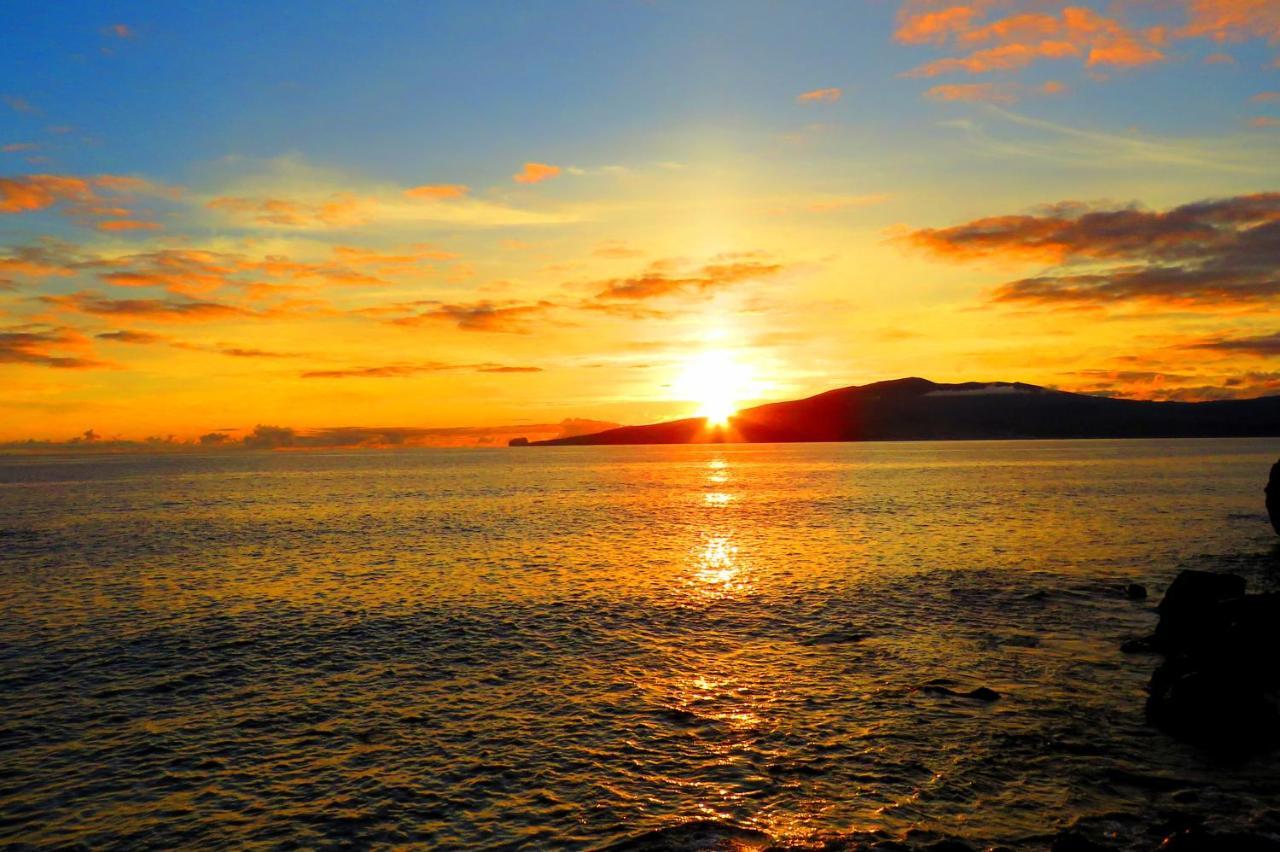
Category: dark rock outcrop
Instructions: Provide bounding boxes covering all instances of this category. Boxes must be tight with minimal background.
[1139,569,1280,754]
[918,684,1001,702]
[507,437,529,447]
[1154,570,1247,647]
[1125,583,1147,600]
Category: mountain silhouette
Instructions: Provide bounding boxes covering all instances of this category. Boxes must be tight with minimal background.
[524,378,1280,445]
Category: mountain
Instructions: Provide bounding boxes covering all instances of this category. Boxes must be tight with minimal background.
[523,377,1280,446]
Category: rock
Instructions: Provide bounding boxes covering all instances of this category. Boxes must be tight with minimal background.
[1125,583,1148,600]
[1154,570,1246,648]
[507,437,530,447]
[1268,458,1280,535]
[1050,831,1116,852]
[919,684,1000,702]
[1143,572,1280,752]
[1023,590,1049,601]
[802,629,871,646]
[1121,636,1159,654]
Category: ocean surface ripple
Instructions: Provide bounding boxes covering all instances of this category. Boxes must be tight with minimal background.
[1,439,1278,849]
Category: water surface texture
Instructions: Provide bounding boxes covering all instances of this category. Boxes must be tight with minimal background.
[2,440,1279,849]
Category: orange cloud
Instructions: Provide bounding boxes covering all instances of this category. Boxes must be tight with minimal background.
[1203,51,1237,64]
[96,329,295,359]
[41,291,251,323]
[907,40,1081,76]
[1252,91,1280,102]
[300,361,542,379]
[895,4,981,45]
[513,162,561,184]
[797,87,842,102]
[0,326,106,369]
[388,299,556,333]
[897,2,1165,77]
[0,175,94,212]
[206,193,368,227]
[1192,331,1280,357]
[106,24,134,38]
[0,173,177,232]
[903,192,1280,309]
[592,257,784,301]
[95,219,162,233]
[0,243,81,281]
[1178,0,1280,43]
[404,183,469,200]
[926,82,1019,103]
[1250,116,1280,128]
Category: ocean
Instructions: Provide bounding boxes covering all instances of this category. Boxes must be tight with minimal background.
[1,439,1278,849]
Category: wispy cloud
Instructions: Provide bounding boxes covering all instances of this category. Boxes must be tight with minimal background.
[513,162,561,184]
[300,361,542,379]
[797,87,842,103]
[0,326,107,369]
[903,191,1280,310]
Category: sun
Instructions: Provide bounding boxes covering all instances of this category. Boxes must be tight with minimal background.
[674,350,756,428]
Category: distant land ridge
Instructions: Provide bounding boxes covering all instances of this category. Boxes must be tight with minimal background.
[520,377,1280,446]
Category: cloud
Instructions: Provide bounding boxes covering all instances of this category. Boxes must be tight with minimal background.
[233,420,617,450]
[907,40,1083,76]
[1191,331,1280,356]
[592,240,644,259]
[96,329,169,345]
[2,143,38,154]
[902,192,1280,309]
[96,328,295,358]
[1060,367,1280,401]
[1252,91,1280,102]
[926,82,1020,104]
[513,162,561,184]
[0,175,95,212]
[387,299,556,333]
[3,96,36,114]
[1203,51,1237,64]
[1178,0,1280,43]
[0,173,178,230]
[405,184,469,200]
[0,242,81,281]
[196,154,579,230]
[1250,116,1280,128]
[0,326,107,369]
[95,219,163,232]
[591,257,784,301]
[41,291,250,322]
[206,193,368,227]
[797,87,842,103]
[300,361,542,378]
[896,2,1166,78]
[104,24,134,39]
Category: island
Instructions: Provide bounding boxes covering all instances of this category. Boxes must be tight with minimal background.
[527,377,1280,446]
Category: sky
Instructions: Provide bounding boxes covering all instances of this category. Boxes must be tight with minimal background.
[3,0,1280,446]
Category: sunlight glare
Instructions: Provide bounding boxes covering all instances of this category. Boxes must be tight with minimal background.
[675,350,757,427]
